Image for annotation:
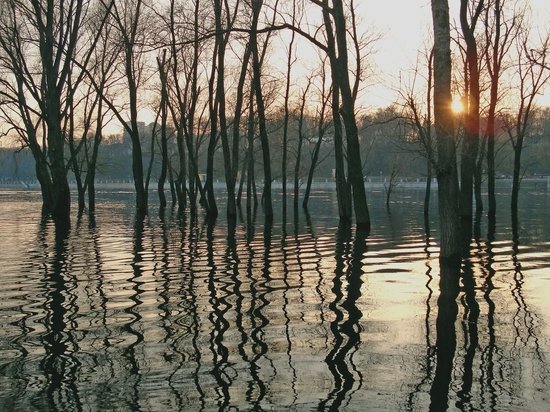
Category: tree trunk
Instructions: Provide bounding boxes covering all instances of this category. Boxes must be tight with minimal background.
[246,88,256,216]
[511,140,522,214]
[293,82,310,210]
[431,0,461,261]
[486,0,502,219]
[157,52,169,209]
[46,101,71,227]
[302,134,322,210]
[206,40,219,221]
[459,0,482,229]
[86,100,104,214]
[68,132,86,215]
[320,2,350,222]
[250,0,273,221]
[283,23,297,217]
[303,82,328,209]
[424,161,432,216]
[329,0,370,232]
[474,134,486,213]
[129,104,147,216]
[214,0,236,221]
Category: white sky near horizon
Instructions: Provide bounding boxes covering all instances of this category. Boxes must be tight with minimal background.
[133,0,550,126]
[1,0,548,142]
[356,0,550,110]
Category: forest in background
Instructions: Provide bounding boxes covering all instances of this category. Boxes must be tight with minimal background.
[2,105,550,183]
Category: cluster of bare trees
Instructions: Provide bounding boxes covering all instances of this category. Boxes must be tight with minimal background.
[0,0,548,255]
[402,0,549,259]
[0,0,373,231]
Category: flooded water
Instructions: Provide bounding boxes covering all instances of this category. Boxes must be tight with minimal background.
[0,188,549,411]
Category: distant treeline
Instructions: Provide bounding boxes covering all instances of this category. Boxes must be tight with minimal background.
[2,106,549,182]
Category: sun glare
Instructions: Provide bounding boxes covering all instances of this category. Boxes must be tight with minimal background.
[451,96,464,114]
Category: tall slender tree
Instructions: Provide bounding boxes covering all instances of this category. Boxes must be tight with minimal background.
[507,33,549,214]
[97,0,150,216]
[459,0,484,230]
[431,0,461,261]
[249,0,273,220]
[483,0,518,219]
[156,50,169,209]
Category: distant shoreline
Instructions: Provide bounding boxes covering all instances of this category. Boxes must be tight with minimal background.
[1,177,548,191]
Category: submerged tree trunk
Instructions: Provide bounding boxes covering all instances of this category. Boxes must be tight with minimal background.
[484,0,506,219]
[85,96,104,214]
[303,76,329,209]
[246,87,258,215]
[250,0,273,220]
[474,134,486,213]
[214,0,236,221]
[327,0,370,232]
[157,51,169,209]
[511,143,522,214]
[459,0,483,230]
[486,108,497,217]
[431,0,461,261]
[283,14,297,217]
[206,38,219,221]
[294,82,310,210]
[424,162,432,217]
[127,59,148,214]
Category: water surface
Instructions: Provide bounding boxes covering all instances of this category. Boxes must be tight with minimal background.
[0,188,549,411]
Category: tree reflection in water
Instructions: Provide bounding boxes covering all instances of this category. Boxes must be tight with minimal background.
[429,260,460,411]
[2,190,550,410]
[40,220,82,411]
[415,211,549,411]
[318,223,365,410]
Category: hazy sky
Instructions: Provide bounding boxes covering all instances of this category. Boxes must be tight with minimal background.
[358,0,550,109]
[132,0,550,128]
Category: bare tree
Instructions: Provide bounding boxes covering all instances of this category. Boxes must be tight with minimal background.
[507,32,549,214]
[459,0,484,228]
[293,79,312,210]
[400,48,435,218]
[83,12,119,213]
[94,0,151,216]
[156,50,169,209]
[384,160,401,211]
[302,57,332,210]
[431,0,461,261]
[163,0,210,215]
[483,0,519,218]
[281,1,298,218]
[0,0,110,226]
[249,0,274,220]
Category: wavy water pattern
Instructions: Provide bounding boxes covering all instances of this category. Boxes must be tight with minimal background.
[0,189,549,410]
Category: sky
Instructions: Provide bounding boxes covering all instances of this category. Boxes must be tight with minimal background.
[357,0,550,109]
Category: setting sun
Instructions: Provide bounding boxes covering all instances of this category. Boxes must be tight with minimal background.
[452,96,464,114]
